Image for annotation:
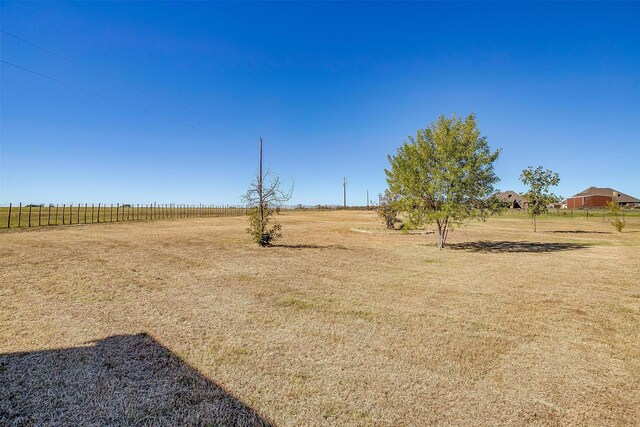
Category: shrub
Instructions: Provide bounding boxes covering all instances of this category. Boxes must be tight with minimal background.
[246,204,282,246]
[607,202,625,232]
[377,189,400,230]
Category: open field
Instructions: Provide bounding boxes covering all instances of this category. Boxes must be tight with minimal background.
[2,205,639,229]
[1,211,639,426]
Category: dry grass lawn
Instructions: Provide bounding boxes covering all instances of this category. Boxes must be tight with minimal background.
[1,211,639,426]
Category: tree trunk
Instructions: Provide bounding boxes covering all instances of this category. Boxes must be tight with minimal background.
[436,219,446,249]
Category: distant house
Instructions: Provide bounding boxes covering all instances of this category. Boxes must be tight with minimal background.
[566,187,640,209]
[548,201,567,209]
[494,191,528,209]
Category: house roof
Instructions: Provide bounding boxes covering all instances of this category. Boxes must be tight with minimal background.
[569,187,640,203]
[494,191,527,204]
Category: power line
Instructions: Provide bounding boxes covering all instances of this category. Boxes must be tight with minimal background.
[1,29,257,140]
[0,59,253,147]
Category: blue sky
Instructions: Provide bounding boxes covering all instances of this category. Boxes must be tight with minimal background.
[1,1,638,205]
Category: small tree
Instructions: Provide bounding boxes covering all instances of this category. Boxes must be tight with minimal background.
[385,113,501,249]
[377,189,400,229]
[243,138,293,246]
[607,201,625,232]
[520,166,560,232]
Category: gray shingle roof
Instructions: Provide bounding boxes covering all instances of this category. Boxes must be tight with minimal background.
[494,191,528,206]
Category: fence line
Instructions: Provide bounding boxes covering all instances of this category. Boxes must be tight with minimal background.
[2,203,247,229]
[3,203,638,230]
[498,207,639,220]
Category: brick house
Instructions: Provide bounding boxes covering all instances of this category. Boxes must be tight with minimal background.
[566,187,640,209]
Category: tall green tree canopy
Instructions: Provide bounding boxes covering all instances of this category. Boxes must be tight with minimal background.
[385,113,501,248]
[520,166,560,232]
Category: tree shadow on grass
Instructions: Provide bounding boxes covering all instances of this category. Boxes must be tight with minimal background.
[447,241,589,253]
[550,230,611,234]
[272,244,348,250]
[0,333,274,427]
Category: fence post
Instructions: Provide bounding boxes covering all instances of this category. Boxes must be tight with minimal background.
[48,204,52,226]
[18,202,22,228]
[77,204,80,224]
[70,204,73,225]
[84,203,87,223]
[38,204,42,227]
[28,205,32,227]
[62,204,66,225]
[6,203,11,229]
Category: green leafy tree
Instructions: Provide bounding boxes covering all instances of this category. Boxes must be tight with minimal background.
[377,189,401,229]
[519,166,560,232]
[385,113,501,249]
[606,201,626,232]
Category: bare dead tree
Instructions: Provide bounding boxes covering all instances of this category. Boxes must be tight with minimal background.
[242,138,293,246]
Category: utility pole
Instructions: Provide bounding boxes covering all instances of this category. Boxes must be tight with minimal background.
[343,177,347,209]
[259,137,263,223]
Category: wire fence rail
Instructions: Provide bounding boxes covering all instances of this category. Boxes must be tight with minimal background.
[1,203,247,229]
[3,203,638,230]
[499,207,640,220]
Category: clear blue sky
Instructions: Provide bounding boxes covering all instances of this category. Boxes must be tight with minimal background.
[1,1,638,205]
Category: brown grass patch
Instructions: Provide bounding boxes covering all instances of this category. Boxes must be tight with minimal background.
[1,211,639,425]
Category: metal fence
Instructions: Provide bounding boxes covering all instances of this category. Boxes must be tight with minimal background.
[500,207,640,220]
[2,203,246,229]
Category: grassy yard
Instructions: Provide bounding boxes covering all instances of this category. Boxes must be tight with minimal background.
[1,211,639,426]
